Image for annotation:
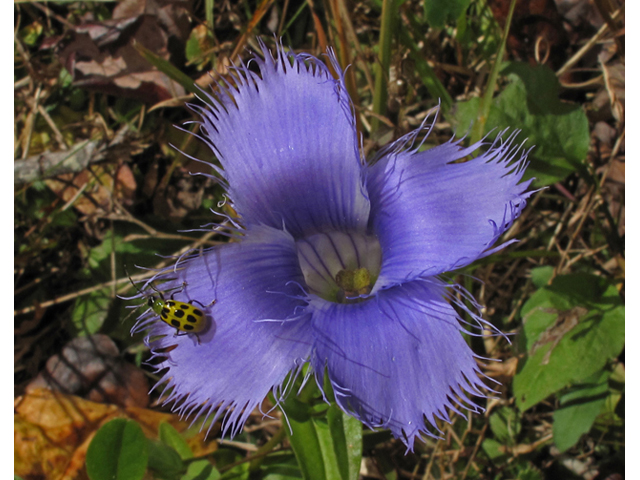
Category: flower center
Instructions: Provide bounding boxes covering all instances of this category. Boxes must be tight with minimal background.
[295,231,382,303]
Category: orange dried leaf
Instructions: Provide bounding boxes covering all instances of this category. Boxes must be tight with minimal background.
[14,389,219,480]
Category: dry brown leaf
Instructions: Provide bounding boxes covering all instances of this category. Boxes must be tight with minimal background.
[51,8,188,104]
[15,388,219,480]
[45,163,135,216]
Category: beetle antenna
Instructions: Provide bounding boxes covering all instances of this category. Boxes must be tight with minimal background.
[124,264,148,296]
[124,264,166,299]
[148,282,163,297]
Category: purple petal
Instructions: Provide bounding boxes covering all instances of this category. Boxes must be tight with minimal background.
[367,127,533,288]
[190,42,369,238]
[310,279,487,450]
[138,226,313,436]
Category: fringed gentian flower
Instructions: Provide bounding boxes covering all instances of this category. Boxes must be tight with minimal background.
[134,41,532,450]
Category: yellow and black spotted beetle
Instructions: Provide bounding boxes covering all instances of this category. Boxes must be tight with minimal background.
[125,268,213,343]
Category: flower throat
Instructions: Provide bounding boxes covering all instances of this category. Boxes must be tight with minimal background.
[295,231,381,304]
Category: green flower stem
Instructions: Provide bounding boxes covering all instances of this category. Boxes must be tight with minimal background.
[371,0,397,134]
[470,0,517,144]
[248,425,287,472]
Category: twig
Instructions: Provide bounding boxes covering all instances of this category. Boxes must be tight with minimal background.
[27,0,77,29]
[37,104,69,150]
[15,227,223,316]
[556,7,623,78]
[14,276,132,316]
[14,140,102,184]
[556,186,597,274]
[20,84,42,160]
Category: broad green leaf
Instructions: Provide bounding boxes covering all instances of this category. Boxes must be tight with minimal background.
[513,274,624,411]
[186,27,205,63]
[88,231,145,269]
[50,208,76,228]
[219,460,250,480]
[610,391,624,422]
[285,397,362,480]
[481,438,506,462]
[212,447,251,479]
[185,25,214,70]
[19,21,43,46]
[147,439,186,480]
[159,422,193,460]
[606,363,625,422]
[488,407,521,445]
[424,0,471,28]
[311,417,343,480]
[86,418,148,480]
[262,467,303,480]
[454,63,590,186]
[285,397,329,480]
[72,287,112,335]
[183,459,221,480]
[530,266,554,288]
[515,466,544,480]
[553,369,610,452]
[327,405,363,480]
[260,453,303,479]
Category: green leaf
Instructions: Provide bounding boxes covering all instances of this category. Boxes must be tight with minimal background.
[260,453,303,479]
[19,21,43,46]
[88,231,142,269]
[327,405,363,480]
[147,439,186,480]
[50,208,76,228]
[513,274,624,411]
[515,465,544,480]
[481,438,506,462]
[553,369,610,452]
[185,25,214,70]
[488,407,521,445]
[285,398,330,480]
[454,63,590,186]
[262,467,303,480]
[530,266,554,288]
[133,41,200,96]
[219,460,250,480]
[183,459,221,480]
[159,422,193,460]
[86,418,148,480]
[71,286,112,335]
[454,96,480,133]
[424,0,470,28]
[285,398,362,480]
[186,30,204,63]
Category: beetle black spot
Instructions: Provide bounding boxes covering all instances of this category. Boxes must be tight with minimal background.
[161,310,169,320]
[167,300,176,307]
[183,324,194,331]
[174,309,186,319]
[180,304,189,310]
[186,315,198,323]
[193,309,203,316]
[171,320,181,327]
